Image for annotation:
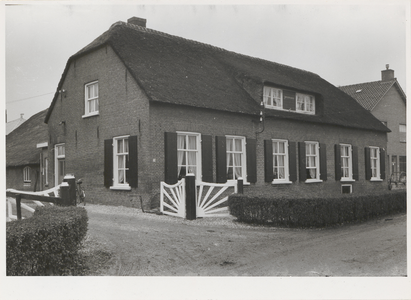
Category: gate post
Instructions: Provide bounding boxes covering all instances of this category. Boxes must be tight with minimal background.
[63,174,76,206]
[60,182,70,206]
[16,194,22,220]
[237,177,244,194]
[185,174,196,220]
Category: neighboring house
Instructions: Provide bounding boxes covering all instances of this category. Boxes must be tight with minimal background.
[6,109,49,191]
[44,17,389,209]
[339,65,406,179]
[6,113,26,135]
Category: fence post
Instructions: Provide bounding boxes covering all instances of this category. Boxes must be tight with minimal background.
[237,177,244,194]
[63,174,76,206]
[60,182,70,206]
[185,174,196,220]
[16,194,22,220]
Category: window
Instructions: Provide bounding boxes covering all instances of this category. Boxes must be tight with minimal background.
[381,121,388,127]
[263,87,283,109]
[305,142,320,181]
[296,93,315,114]
[226,136,247,181]
[272,140,291,183]
[399,156,406,173]
[84,81,99,117]
[177,132,201,180]
[44,158,49,186]
[370,147,380,180]
[55,144,65,185]
[113,136,130,187]
[340,144,353,181]
[392,155,397,174]
[399,124,406,133]
[341,184,352,194]
[23,166,31,184]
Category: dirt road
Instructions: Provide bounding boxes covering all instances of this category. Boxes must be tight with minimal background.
[85,205,406,276]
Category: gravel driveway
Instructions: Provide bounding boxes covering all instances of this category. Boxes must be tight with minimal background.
[85,204,406,276]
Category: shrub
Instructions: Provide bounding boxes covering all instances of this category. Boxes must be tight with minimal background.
[228,191,406,228]
[6,206,88,276]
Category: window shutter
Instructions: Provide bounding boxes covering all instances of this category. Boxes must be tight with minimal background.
[264,140,273,182]
[380,148,386,180]
[104,139,113,188]
[127,135,138,188]
[288,142,297,182]
[320,143,327,181]
[164,132,178,184]
[334,144,341,181]
[298,142,307,182]
[201,135,213,183]
[352,146,359,180]
[246,138,257,183]
[215,136,227,183]
[364,147,371,180]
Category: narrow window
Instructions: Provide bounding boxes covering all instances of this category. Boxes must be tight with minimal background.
[399,156,406,173]
[44,158,49,185]
[263,86,283,109]
[296,93,315,114]
[272,139,291,183]
[54,144,65,185]
[226,136,247,181]
[113,136,129,187]
[370,147,380,180]
[23,166,31,184]
[84,81,99,117]
[340,144,353,181]
[305,142,320,181]
[177,132,201,180]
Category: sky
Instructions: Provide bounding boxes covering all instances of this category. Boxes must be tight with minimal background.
[2,1,409,123]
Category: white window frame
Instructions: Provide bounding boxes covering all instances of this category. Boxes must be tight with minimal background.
[225,135,247,183]
[263,86,283,109]
[44,158,49,186]
[296,93,315,114]
[83,81,99,118]
[111,135,131,190]
[341,184,353,194]
[54,143,65,186]
[177,132,202,182]
[305,141,321,182]
[340,144,353,181]
[23,166,31,185]
[370,146,381,181]
[399,124,406,133]
[272,139,292,184]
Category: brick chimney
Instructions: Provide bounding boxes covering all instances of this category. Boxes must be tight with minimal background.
[381,64,395,81]
[127,17,147,27]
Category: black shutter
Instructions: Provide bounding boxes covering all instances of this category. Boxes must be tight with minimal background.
[201,135,213,183]
[352,146,359,180]
[264,140,273,182]
[127,135,138,188]
[246,138,257,183]
[288,142,297,182]
[104,139,113,188]
[380,148,386,180]
[164,132,178,184]
[215,136,227,183]
[320,143,327,181]
[364,147,371,180]
[298,142,307,182]
[334,144,341,181]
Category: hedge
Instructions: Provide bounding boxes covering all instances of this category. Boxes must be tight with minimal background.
[6,206,88,276]
[228,191,406,228]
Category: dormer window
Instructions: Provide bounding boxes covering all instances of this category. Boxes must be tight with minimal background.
[263,87,283,109]
[263,86,316,115]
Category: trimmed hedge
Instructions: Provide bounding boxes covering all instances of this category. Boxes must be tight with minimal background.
[228,191,406,228]
[7,206,88,276]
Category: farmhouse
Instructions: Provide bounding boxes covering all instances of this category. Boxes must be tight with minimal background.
[339,66,406,180]
[44,17,389,209]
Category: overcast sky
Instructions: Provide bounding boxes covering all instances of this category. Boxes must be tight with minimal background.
[3,1,409,121]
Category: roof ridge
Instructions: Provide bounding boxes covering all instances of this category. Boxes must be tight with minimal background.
[113,21,319,78]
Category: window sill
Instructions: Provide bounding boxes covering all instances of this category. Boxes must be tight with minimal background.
[305,179,323,183]
[271,180,293,185]
[370,178,383,182]
[82,112,99,119]
[110,185,131,191]
[340,178,355,183]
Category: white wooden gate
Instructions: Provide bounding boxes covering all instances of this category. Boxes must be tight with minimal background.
[160,177,239,219]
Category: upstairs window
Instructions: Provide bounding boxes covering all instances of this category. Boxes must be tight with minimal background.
[263,87,283,109]
[296,93,315,114]
[84,81,99,117]
[399,124,406,133]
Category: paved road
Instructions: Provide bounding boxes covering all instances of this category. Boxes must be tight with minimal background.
[86,205,406,276]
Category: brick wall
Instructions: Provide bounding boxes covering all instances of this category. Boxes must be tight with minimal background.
[6,165,40,192]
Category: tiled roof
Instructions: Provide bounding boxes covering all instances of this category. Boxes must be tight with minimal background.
[6,117,26,135]
[339,80,399,111]
[6,109,48,167]
[45,20,389,133]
